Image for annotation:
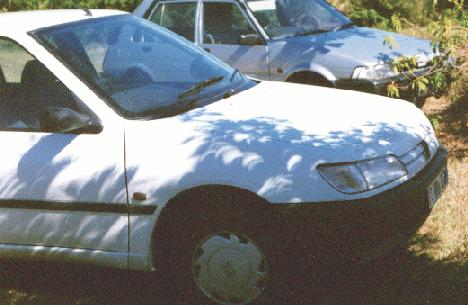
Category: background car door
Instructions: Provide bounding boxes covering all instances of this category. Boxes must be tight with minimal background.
[148,0,198,42]
[199,0,269,79]
[0,37,128,254]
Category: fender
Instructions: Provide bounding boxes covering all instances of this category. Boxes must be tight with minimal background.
[284,62,337,83]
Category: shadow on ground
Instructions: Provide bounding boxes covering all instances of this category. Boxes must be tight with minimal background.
[0,234,466,305]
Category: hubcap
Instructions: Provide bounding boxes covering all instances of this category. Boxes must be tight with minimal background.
[192,232,267,305]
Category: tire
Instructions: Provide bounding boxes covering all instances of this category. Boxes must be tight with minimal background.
[152,190,290,305]
[287,72,333,88]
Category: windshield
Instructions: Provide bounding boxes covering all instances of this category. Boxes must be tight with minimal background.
[247,0,352,38]
[33,15,255,119]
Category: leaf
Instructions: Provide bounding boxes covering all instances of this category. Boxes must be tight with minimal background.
[413,77,429,93]
[387,81,400,98]
[430,116,442,131]
[390,14,402,32]
[383,35,399,50]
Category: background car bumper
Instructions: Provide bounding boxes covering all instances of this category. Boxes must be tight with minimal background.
[272,146,448,267]
[335,77,429,101]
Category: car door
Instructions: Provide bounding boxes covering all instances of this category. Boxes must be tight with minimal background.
[199,0,269,79]
[0,37,128,255]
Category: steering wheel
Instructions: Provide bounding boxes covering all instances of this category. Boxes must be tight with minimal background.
[264,22,282,36]
[121,64,155,83]
[300,15,321,31]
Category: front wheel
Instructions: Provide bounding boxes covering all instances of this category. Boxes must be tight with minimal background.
[153,193,289,304]
[192,231,268,304]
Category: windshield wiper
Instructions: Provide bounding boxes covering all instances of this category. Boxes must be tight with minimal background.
[333,22,355,31]
[177,75,224,100]
[137,75,226,119]
[294,29,329,37]
[223,69,243,98]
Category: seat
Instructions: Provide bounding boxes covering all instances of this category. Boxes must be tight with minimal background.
[0,65,5,86]
[204,4,240,45]
[0,65,29,129]
[0,65,5,101]
[20,60,74,127]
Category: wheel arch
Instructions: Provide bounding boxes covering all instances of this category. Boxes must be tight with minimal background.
[149,184,272,267]
[284,62,336,85]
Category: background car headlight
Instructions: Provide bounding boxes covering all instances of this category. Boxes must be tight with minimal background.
[318,155,407,194]
[352,64,399,81]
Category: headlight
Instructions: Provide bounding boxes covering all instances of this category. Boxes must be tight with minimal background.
[352,64,399,81]
[318,155,407,194]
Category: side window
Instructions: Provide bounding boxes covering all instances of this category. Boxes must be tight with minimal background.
[0,37,87,132]
[0,39,34,83]
[203,2,258,45]
[149,2,197,42]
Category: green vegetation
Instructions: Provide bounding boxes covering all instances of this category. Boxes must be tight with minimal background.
[329,0,468,104]
[0,0,140,12]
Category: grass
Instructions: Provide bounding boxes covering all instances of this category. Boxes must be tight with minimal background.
[411,157,467,262]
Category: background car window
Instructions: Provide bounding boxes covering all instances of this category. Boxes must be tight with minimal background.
[247,0,351,37]
[203,2,258,45]
[150,2,197,41]
[0,37,84,131]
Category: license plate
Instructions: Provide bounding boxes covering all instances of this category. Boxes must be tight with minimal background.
[427,167,448,209]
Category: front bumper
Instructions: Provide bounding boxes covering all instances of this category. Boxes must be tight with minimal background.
[273,146,448,266]
[335,77,427,101]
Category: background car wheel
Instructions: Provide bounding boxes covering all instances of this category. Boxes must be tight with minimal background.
[152,189,290,305]
[287,72,333,88]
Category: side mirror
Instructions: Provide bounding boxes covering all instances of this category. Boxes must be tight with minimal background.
[239,34,263,46]
[40,107,102,134]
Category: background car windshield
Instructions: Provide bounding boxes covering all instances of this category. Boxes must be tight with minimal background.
[247,0,352,38]
[34,15,249,118]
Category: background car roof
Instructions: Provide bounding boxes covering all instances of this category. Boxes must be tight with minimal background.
[0,9,127,36]
[134,0,246,17]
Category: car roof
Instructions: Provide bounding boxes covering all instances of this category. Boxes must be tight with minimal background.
[0,9,128,35]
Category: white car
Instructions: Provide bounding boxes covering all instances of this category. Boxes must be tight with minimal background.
[0,9,448,305]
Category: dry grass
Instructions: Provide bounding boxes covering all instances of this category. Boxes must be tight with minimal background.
[410,158,467,262]
[413,66,468,264]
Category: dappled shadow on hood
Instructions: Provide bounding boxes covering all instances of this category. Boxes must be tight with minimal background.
[144,106,424,203]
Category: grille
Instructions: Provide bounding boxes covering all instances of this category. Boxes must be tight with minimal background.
[399,142,430,176]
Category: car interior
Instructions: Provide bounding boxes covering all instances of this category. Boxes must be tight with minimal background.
[0,55,79,131]
[203,2,258,45]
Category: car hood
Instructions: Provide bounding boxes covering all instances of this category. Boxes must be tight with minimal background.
[173,81,436,162]
[291,26,435,65]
